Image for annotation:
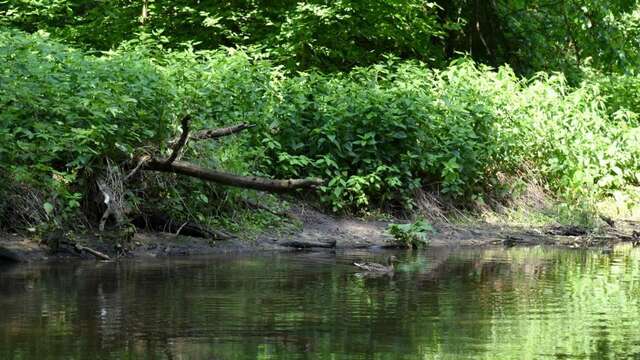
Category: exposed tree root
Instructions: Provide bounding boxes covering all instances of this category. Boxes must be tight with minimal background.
[132,213,233,240]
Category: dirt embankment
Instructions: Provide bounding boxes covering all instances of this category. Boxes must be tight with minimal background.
[1,204,639,263]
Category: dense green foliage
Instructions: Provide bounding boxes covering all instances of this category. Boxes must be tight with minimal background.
[387,219,434,248]
[0,29,173,225]
[1,1,640,230]
[2,29,638,223]
[257,61,639,213]
[0,0,447,71]
[0,30,174,174]
[441,0,640,77]
[2,1,639,76]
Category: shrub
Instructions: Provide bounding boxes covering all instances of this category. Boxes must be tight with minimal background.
[387,219,434,249]
[0,29,176,174]
[2,29,638,227]
[250,60,639,212]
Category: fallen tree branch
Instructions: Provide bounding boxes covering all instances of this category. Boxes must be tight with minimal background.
[124,155,151,182]
[129,120,322,194]
[144,158,324,192]
[191,123,255,140]
[165,115,191,165]
[63,241,111,260]
[75,243,111,260]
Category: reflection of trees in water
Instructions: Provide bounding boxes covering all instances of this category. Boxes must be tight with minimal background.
[0,246,639,358]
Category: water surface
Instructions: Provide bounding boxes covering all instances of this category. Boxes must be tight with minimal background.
[1,245,639,359]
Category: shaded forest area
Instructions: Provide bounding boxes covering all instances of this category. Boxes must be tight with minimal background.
[0,1,639,238]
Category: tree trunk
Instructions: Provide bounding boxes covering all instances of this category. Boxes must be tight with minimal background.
[141,0,149,24]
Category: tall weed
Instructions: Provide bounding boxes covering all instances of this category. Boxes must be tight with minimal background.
[1,29,638,225]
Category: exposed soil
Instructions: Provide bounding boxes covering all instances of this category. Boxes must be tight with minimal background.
[1,204,638,263]
[0,233,48,262]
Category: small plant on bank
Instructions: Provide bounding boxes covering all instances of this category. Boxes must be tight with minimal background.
[387,218,435,249]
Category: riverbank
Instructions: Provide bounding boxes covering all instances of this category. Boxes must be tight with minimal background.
[1,203,638,263]
[3,30,639,265]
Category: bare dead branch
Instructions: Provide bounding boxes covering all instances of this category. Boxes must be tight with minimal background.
[165,116,191,165]
[74,243,111,260]
[124,155,151,182]
[191,123,256,141]
[144,158,324,192]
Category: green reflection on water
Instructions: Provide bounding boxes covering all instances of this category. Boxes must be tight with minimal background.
[1,245,639,359]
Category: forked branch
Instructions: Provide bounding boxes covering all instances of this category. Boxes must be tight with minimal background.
[165,115,191,165]
[131,118,323,193]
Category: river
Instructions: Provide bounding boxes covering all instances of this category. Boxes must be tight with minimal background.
[1,245,639,359]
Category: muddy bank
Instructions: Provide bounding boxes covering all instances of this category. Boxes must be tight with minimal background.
[1,205,639,263]
[256,205,639,250]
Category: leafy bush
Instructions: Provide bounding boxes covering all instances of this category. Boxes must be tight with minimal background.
[0,29,284,229]
[387,219,434,249]
[0,29,176,173]
[248,60,639,212]
[0,29,182,224]
[2,29,638,229]
[597,73,640,122]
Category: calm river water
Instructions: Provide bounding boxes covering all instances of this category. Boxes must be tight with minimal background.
[1,245,639,359]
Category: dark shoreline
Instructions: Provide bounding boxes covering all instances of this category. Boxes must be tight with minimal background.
[2,207,638,263]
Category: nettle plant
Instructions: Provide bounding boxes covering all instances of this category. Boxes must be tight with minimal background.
[0,30,177,226]
[249,59,639,214]
[387,219,435,249]
[3,29,638,224]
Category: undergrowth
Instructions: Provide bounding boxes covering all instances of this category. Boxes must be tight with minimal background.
[1,29,638,232]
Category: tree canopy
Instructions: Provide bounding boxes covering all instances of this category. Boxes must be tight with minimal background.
[2,0,639,75]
